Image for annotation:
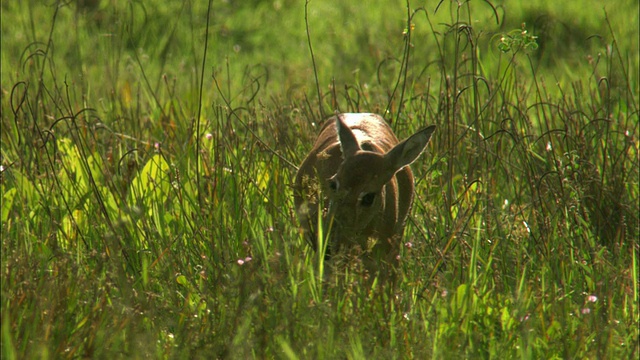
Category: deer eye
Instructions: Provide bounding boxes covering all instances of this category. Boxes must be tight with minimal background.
[328,179,338,191]
[359,192,376,207]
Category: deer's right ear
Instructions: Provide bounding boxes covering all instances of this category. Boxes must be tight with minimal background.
[336,115,360,159]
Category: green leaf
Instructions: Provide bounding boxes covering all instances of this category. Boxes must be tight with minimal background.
[1,188,17,224]
[9,170,39,208]
[128,154,171,211]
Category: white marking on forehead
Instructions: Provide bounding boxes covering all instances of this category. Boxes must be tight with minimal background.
[350,129,370,142]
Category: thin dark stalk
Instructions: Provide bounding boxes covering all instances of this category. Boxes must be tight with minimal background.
[196,0,214,207]
[305,0,324,119]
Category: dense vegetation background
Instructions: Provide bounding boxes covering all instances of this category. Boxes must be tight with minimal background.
[1,0,638,358]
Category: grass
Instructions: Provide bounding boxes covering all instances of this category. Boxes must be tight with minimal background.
[1,0,638,358]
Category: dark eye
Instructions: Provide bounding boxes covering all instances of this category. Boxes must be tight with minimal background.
[360,192,376,207]
[328,179,338,191]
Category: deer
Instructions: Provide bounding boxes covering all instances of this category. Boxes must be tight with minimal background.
[293,113,436,275]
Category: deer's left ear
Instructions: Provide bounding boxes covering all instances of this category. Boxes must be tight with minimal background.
[384,125,436,172]
[336,114,361,159]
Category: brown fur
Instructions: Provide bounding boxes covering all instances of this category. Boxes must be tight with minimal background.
[294,113,435,271]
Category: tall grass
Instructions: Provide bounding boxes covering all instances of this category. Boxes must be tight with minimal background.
[1,0,638,358]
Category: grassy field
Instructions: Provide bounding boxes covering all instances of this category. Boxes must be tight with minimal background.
[1,0,638,358]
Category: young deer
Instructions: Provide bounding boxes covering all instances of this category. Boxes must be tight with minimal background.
[294,113,436,270]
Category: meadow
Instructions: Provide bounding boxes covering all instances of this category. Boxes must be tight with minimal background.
[1,0,638,358]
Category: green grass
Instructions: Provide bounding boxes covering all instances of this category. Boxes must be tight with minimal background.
[1,0,638,358]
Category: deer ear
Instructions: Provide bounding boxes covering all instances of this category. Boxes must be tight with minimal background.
[336,114,361,159]
[385,125,436,172]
